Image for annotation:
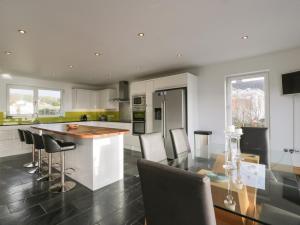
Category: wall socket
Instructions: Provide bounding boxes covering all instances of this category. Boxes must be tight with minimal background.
[283,148,300,153]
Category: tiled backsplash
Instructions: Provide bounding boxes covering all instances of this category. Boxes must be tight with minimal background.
[0,111,120,125]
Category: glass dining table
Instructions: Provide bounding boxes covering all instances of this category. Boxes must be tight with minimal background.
[158,146,300,225]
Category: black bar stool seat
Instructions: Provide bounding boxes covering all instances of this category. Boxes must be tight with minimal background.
[18,129,25,142]
[42,134,76,193]
[59,142,76,151]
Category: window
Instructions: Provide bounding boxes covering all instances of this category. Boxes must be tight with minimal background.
[226,72,268,128]
[8,88,34,115]
[7,86,62,117]
[38,89,61,116]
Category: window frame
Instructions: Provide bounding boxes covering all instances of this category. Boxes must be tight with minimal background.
[6,84,64,117]
[225,70,270,128]
[37,88,63,117]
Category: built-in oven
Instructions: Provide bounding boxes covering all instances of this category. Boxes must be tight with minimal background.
[132,121,146,135]
[132,111,145,121]
[132,95,146,135]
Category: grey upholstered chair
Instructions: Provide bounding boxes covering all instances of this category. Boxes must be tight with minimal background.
[139,133,167,162]
[170,128,191,158]
[259,204,300,225]
[137,159,216,225]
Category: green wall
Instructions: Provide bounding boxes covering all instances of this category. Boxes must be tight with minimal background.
[0,111,120,125]
[0,112,3,122]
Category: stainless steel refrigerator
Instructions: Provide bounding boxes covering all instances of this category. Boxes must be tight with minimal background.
[153,88,187,159]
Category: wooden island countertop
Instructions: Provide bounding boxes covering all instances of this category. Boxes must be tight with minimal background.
[31,124,129,139]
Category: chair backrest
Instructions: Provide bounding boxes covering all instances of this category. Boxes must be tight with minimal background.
[18,129,25,142]
[137,159,216,225]
[169,128,191,158]
[31,133,45,150]
[240,127,269,166]
[23,130,33,144]
[42,134,61,153]
[139,133,167,162]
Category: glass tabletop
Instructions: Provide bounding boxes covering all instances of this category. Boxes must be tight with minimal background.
[158,149,300,225]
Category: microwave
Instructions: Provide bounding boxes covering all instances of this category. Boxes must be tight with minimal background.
[132,95,146,107]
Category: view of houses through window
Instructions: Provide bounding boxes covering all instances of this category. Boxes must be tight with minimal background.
[9,88,34,115]
[226,73,267,128]
[38,89,61,116]
[8,86,62,116]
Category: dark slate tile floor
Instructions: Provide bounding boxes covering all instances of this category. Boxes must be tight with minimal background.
[0,150,145,225]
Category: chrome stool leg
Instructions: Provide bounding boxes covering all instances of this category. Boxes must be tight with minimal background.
[34,149,48,180]
[24,145,38,168]
[50,151,76,193]
[37,153,59,182]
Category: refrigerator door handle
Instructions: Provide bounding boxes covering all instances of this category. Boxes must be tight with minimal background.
[162,100,166,138]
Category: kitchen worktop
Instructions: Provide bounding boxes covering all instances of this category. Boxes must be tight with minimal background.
[31,124,129,139]
[0,120,131,126]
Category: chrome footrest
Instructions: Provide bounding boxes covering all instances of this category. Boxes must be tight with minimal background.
[28,167,38,174]
[49,181,76,193]
[24,162,38,168]
[65,168,75,175]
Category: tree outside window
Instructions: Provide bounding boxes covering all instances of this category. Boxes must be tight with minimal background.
[227,75,267,128]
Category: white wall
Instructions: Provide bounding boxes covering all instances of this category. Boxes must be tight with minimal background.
[0,75,97,114]
[197,47,300,165]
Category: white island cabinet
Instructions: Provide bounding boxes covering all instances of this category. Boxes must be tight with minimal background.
[78,121,140,151]
[32,124,129,191]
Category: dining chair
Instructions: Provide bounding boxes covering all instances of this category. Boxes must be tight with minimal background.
[240,127,269,166]
[137,159,216,225]
[169,128,191,158]
[139,132,167,162]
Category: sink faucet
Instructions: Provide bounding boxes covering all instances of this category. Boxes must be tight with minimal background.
[32,112,40,124]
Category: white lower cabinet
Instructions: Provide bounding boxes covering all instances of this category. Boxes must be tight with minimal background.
[0,125,32,157]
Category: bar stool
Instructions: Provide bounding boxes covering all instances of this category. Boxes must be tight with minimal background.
[42,134,77,193]
[23,130,38,173]
[31,132,51,181]
[19,129,37,168]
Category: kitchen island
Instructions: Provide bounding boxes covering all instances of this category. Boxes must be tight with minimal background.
[32,124,129,191]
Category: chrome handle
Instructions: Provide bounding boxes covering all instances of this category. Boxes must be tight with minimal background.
[163,100,166,138]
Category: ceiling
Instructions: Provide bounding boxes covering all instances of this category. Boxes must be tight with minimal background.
[1,0,300,85]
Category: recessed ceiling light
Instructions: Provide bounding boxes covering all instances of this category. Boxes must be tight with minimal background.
[137,33,145,37]
[4,51,12,55]
[177,53,182,57]
[241,35,249,40]
[18,29,26,34]
[1,73,12,79]
[68,65,73,69]
[94,52,102,56]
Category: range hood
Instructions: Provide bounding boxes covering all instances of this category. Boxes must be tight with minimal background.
[113,81,129,102]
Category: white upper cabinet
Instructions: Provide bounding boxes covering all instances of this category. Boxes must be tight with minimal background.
[130,81,146,96]
[145,80,154,133]
[153,73,187,90]
[130,73,188,98]
[95,89,118,110]
[72,89,94,109]
[73,88,117,110]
